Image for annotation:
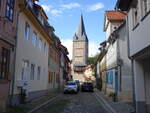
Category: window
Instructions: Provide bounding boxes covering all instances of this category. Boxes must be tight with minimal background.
[134,8,138,25]
[46,45,49,56]
[133,4,139,27]
[39,38,42,51]
[30,64,35,80]
[37,36,39,47]
[142,0,150,15]
[106,71,113,84]
[48,72,51,83]
[37,66,41,80]
[27,0,33,8]
[42,40,44,51]
[0,48,10,79]
[0,0,1,9]
[38,15,44,25]
[24,23,30,40]
[44,42,46,54]
[32,31,37,46]
[44,42,48,56]
[6,0,14,20]
[21,60,29,80]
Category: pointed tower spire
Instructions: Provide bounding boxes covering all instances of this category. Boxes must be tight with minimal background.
[73,14,88,42]
[77,14,86,36]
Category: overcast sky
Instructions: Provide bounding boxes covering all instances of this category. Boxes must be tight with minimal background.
[38,0,116,59]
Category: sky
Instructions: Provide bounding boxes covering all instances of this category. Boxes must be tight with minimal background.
[38,0,116,59]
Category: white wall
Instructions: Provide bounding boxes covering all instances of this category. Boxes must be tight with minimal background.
[14,13,49,94]
[128,7,150,57]
[106,41,117,69]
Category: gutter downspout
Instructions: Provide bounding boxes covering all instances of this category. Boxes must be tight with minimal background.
[116,31,121,98]
[126,14,136,109]
[116,9,136,109]
[10,5,23,105]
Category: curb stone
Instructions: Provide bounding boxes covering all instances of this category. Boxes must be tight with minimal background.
[94,92,117,113]
[94,89,135,113]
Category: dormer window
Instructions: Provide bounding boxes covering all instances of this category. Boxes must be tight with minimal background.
[27,0,33,8]
[38,15,44,25]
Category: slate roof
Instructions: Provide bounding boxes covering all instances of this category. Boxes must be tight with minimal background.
[73,15,88,42]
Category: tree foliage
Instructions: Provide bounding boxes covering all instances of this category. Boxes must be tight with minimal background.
[87,54,99,65]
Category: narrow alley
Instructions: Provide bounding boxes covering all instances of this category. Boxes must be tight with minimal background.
[33,92,107,113]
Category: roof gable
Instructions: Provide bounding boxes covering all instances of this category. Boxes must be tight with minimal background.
[105,10,126,22]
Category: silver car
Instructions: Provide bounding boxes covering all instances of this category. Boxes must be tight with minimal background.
[64,81,78,93]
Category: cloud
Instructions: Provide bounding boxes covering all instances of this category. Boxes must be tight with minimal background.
[61,39,99,59]
[88,2,104,11]
[41,4,53,12]
[51,9,62,15]
[61,3,81,9]
[89,41,99,57]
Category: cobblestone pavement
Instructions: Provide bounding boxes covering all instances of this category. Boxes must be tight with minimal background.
[33,92,108,113]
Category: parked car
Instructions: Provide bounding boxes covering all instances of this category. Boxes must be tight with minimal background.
[64,81,78,94]
[75,80,80,91]
[81,82,94,92]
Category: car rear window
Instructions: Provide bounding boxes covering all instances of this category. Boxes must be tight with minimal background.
[83,82,92,86]
[66,82,76,85]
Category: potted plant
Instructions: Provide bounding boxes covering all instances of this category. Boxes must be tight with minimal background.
[109,92,116,102]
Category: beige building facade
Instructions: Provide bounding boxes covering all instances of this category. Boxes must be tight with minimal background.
[72,15,88,82]
[12,0,52,104]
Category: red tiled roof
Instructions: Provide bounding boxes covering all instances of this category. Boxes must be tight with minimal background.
[105,10,126,22]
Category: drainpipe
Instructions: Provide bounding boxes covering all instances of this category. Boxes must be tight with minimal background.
[126,14,136,109]
[116,32,121,97]
[10,2,24,105]
[10,10,21,106]
[116,9,136,109]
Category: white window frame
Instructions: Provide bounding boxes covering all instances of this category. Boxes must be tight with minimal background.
[24,22,30,40]
[141,0,150,17]
[37,66,41,80]
[32,31,37,46]
[39,38,42,51]
[21,60,29,80]
[132,3,139,28]
[30,64,35,80]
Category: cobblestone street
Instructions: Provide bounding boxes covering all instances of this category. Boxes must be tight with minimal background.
[33,92,108,113]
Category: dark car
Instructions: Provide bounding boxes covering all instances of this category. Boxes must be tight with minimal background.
[75,80,80,91]
[81,82,94,92]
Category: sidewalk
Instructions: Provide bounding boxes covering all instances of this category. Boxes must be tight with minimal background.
[7,90,60,113]
[94,89,135,113]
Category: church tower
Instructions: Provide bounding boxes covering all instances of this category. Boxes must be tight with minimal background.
[72,15,88,82]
